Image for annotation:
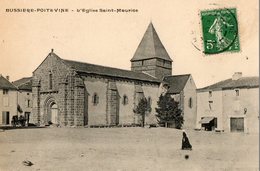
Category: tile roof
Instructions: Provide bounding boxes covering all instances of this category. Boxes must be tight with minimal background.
[0,75,17,90]
[130,22,172,62]
[163,74,191,94]
[198,76,259,91]
[12,77,32,91]
[63,59,161,83]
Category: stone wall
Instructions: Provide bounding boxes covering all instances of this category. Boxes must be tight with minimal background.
[73,76,85,126]
[131,58,172,80]
[182,75,197,129]
[83,75,160,126]
[32,52,162,127]
[83,76,108,125]
[142,83,161,124]
[116,81,136,124]
[31,79,40,124]
[32,53,86,126]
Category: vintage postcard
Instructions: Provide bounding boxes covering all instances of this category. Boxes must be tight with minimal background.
[0,1,258,171]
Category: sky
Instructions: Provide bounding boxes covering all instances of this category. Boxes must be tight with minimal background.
[0,0,258,88]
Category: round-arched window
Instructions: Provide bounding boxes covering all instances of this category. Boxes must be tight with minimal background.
[122,95,128,105]
[189,97,193,108]
[92,93,99,105]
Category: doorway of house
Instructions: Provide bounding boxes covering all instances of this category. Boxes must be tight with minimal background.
[2,111,10,125]
[230,117,244,132]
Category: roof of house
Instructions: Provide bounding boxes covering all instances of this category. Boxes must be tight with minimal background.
[130,22,172,62]
[63,59,161,83]
[163,74,191,94]
[198,76,259,91]
[12,77,32,91]
[0,75,17,90]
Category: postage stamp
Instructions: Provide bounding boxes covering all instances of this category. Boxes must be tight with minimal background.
[201,8,240,54]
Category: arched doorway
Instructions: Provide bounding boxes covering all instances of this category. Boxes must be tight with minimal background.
[44,97,59,125]
[50,103,58,124]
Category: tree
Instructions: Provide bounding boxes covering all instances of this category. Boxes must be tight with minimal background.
[133,97,150,127]
[155,94,183,129]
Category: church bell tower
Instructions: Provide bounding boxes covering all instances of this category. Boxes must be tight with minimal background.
[131,22,173,80]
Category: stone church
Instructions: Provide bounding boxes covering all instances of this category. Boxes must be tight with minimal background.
[31,23,197,128]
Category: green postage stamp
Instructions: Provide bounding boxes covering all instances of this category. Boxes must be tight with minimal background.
[201,8,240,54]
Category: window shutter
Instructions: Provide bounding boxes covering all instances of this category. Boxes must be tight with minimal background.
[2,112,6,124]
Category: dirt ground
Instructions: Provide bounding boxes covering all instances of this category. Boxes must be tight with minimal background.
[0,127,258,171]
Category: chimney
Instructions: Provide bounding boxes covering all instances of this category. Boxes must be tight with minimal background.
[232,72,242,80]
[6,75,9,81]
[51,48,54,53]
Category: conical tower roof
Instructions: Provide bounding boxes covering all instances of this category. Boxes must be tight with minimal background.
[131,22,172,62]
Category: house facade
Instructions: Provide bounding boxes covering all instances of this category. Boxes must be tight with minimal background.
[0,75,33,125]
[0,75,18,125]
[163,74,197,129]
[12,77,33,122]
[196,72,259,133]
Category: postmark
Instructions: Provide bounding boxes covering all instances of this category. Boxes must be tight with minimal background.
[201,8,240,54]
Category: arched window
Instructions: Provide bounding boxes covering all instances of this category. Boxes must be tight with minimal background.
[209,91,212,97]
[235,89,239,96]
[147,96,152,107]
[147,96,152,112]
[49,71,53,90]
[189,97,193,108]
[122,95,128,105]
[92,93,99,105]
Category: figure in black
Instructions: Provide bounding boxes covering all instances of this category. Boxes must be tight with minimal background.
[181,130,192,150]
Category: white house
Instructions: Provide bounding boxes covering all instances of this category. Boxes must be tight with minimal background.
[0,75,18,125]
[0,75,32,125]
[196,72,259,133]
